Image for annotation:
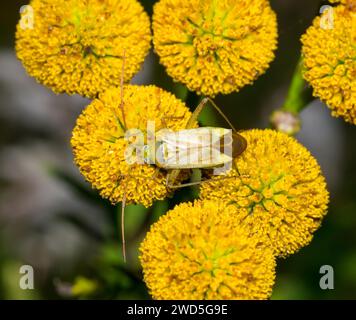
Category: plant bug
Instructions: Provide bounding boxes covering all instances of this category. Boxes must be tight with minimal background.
[119,97,247,261]
[152,97,247,189]
[116,52,247,262]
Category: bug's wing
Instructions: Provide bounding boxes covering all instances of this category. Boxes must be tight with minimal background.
[159,128,227,149]
[168,146,233,169]
[156,127,233,169]
[162,130,233,169]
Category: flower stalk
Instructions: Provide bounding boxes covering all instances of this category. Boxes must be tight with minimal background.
[282,57,306,114]
[271,57,311,135]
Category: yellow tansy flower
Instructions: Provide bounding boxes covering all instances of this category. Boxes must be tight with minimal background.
[140,200,276,300]
[329,0,354,6]
[16,0,151,98]
[71,85,193,207]
[200,129,329,258]
[301,4,356,124]
[152,0,278,97]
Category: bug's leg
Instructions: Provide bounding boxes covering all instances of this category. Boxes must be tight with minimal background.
[186,97,238,133]
[232,160,240,175]
[151,167,161,180]
[204,97,239,133]
[119,49,127,129]
[231,160,249,177]
[231,161,250,179]
[117,170,176,263]
[115,175,128,263]
[185,97,209,129]
[167,175,240,189]
[121,188,127,263]
[152,100,182,129]
[166,169,181,188]
[112,173,132,263]
[108,49,128,132]
[167,179,203,189]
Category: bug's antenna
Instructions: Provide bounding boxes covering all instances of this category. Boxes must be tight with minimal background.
[121,190,127,263]
[119,49,127,129]
[232,159,245,177]
[205,98,238,134]
[185,97,238,133]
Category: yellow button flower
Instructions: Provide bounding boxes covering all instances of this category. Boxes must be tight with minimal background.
[301,4,356,124]
[16,0,151,98]
[140,200,276,300]
[152,0,278,97]
[329,0,354,6]
[71,85,194,207]
[200,129,329,258]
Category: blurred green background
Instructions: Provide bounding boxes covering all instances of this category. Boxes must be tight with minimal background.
[0,0,355,299]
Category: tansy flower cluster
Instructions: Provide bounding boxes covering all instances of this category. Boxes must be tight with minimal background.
[16,0,151,98]
[200,129,329,257]
[71,85,194,207]
[301,2,356,124]
[152,0,278,97]
[14,0,334,301]
[139,200,276,300]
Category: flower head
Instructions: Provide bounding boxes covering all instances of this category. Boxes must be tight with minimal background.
[152,0,278,97]
[140,200,276,300]
[71,85,194,207]
[200,129,329,257]
[301,4,356,124]
[329,0,355,7]
[16,0,151,98]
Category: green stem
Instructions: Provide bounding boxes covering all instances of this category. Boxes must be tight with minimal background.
[282,57,306,114]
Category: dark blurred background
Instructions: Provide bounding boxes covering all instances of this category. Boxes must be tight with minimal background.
[0,0,355,299]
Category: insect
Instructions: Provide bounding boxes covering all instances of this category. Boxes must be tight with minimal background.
[116,52,247,262]
[152,97,247,189]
